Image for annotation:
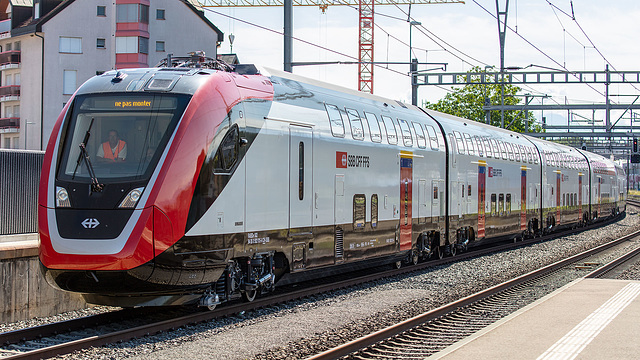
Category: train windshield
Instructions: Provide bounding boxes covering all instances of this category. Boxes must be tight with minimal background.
[57,93,190,182]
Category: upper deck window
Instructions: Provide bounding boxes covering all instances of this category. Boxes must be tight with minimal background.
[381,115,398,145]
[453,131,465,154]
[474,136,484,157]
[364,112,382,143]
[397,119,413,147]
[325,104,345,137]
[413,122,426,148]
[346,108,364,141]
[425,125,439,150]
[464,133,475,156]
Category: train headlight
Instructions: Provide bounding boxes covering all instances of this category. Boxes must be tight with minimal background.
[119,187,145,209]
[56,186,71,208]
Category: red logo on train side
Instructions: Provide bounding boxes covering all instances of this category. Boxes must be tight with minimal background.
[336,151,347,168]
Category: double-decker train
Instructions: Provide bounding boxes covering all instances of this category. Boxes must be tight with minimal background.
[38,55,626,308]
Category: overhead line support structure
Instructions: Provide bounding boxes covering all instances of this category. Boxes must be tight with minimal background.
[196,0,464,93]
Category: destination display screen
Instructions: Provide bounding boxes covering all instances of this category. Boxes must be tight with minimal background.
[78,96,178,111]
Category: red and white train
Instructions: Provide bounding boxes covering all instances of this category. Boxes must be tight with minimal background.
[38,56,626,308]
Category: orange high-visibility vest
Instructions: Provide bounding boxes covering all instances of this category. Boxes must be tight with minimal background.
[102,140,125,160]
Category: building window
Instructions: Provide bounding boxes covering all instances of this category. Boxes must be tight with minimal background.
[116,4,149,23]
[156,9,165,20]
[156,41,165,52]
[63,70,77,95]
[138,37,148,54]
[14,73,19,86]
[96,38,106,49]
[14,41,20,51]
[34,0,40,19]
[6,43,12,51]
[97,5,106,16]
[59,37,82,53]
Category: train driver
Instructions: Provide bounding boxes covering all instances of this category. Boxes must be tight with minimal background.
[97,129,127,162]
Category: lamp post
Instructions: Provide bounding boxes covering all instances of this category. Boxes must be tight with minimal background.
[409,20,421,106]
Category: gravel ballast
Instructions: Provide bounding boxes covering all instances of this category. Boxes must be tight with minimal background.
[5,209,638,360]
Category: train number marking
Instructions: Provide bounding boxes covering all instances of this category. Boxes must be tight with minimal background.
[248,232,270,245]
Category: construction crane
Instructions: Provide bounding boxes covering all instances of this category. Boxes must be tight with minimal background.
[196,0,463,94]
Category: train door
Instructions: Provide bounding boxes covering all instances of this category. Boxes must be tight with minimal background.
[289,125,313,233]
[334,174,345,263]
[477,162,486,238]
[432,180,440,222]
[520,167,527,231]
[400,152,413,251]
[556,172,561,226]
[418,179,428,223]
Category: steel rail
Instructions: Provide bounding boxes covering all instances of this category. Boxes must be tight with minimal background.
[307,227,640,360]
[1,212,628,359]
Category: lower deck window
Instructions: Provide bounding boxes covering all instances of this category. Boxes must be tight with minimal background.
[353,194,366,230]
[371,194,378,228]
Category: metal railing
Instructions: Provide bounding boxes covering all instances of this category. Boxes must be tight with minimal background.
[0,149,44,235]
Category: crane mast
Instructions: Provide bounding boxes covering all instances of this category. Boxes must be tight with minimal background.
[196,0,464,94]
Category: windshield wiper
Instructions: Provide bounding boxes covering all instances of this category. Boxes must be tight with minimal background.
[72,118,104,192]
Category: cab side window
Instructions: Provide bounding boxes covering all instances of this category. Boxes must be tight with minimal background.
[214,125,239,172]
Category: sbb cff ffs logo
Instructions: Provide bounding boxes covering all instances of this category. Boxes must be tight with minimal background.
[336,151,370,169]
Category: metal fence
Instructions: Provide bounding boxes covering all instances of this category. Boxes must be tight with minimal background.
[0,149,44,235]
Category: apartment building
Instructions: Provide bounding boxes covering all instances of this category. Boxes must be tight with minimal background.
[0,0,223,150]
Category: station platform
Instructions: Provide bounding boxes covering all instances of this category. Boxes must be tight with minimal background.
[432,278,640,360]
[0,233,38,259]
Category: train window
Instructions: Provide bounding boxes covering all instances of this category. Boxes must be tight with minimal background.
[499,194,505,216]
[353,194,366,230]
[483,138,493,158]
[433,184,438,200]
[468,184,472,197]
[532,148,539,164]
[346,108,365,141]
[381,115,398,144]
[298,142,304,201]
[325,104,345,137]
[413,122,426,148]
[461,184,465,198]
[464,133,475,156]
[453,131,465,154]
[397,119,413,147]
[214,125,240,172]
[364,112,382,143]
[491,194,497,216]
[425,125,439,150]
[506,194,511,215]
[506,143,515,161]
[474,135,484,157]
[371,194,378,228]
[498,141,508,160]
[518,145,526,162]
[513,144,521,162]
[491,139,500,157]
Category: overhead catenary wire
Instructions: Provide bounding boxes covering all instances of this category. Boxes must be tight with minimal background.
[201,7,455,94]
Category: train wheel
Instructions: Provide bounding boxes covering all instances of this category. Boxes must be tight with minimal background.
[410,249,419,266]
[242,289,257,302]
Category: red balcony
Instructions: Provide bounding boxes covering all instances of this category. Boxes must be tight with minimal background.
[0,117,19,129]
[0,50,20,69]
[0,85,19,101]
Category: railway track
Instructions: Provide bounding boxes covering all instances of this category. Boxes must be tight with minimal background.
[0,211,632,360]
[308,224,640,360]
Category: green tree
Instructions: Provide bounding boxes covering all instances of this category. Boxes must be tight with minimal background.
[424,67,542,133]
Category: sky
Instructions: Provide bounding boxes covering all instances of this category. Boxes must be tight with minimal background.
[201,0,640,128]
